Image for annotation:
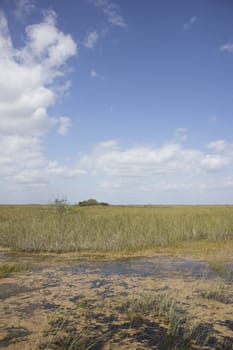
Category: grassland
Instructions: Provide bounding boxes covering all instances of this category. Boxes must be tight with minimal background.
[0,204,232,254]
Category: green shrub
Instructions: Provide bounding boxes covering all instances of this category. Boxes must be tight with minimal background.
[79,198,98,206]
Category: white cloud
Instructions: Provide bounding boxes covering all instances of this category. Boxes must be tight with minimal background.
[207,140,227,152]
[24,10,77,68]
[220,43,233,53]
[90,0,126,28]
[77,139,233,196]
[200,154,230,171]
[183,16,197,31]
[84,30,99,49]
[63,138,233,204]
[0,134,46,183]
[80,142,191,177]
[46,161,86,177]
[0,10,84,191]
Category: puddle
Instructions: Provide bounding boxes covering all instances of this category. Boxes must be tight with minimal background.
[61,255,217,280]
[1,249,232,281]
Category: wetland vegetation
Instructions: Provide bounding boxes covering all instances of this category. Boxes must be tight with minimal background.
[0,204,232,253]
[0,204,232,349]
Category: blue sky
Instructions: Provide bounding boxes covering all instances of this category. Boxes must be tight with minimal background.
[1,0,233,204]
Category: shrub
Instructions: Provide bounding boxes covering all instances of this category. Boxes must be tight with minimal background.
[79,199,98,206]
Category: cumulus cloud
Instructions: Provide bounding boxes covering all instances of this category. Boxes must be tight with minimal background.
[0,9,83,189]
[0,10,76,135]
[207,140,227,152]
[89,0,126,28]
[183,16,197,31]
[77,138,233,204]
[79,141,199,177]
[77,139,233,199]
[24,10,77,68]
[84,30,99,49]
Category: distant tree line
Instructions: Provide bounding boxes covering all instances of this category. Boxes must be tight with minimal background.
[78,198,109,206]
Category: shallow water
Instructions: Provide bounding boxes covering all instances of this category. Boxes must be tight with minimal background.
[0,250,232,350]
[60,255,211,280]
[0,250,231,280]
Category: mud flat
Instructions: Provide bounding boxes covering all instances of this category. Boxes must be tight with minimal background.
[0,251,232,349]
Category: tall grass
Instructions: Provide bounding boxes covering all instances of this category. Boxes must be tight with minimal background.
[0,205,232,252]
[124,292,207,342]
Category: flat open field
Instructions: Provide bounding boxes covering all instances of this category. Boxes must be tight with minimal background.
[0,205,232,349]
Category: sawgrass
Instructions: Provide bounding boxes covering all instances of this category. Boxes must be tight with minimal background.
[0,204,232,253]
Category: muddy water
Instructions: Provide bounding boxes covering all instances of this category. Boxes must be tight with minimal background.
[0,251,218,279]
[61,255,212,279]
[0,251,232,349]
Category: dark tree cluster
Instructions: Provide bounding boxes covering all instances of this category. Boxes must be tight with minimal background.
[78,199,109,206]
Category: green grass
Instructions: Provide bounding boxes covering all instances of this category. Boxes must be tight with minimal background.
[0,205,232,253]
[124,291,210,344]
[0,262,29,278]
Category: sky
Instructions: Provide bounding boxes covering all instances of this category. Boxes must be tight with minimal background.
[1,0,233,204]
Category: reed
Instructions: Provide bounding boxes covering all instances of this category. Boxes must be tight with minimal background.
[0,205,232,253]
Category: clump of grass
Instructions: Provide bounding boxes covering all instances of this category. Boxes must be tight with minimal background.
[0,262,29,278]
[124,292,212,347]
[208,259,233,282]
[196,281,233,304]
[126,293,183,334]
[198,289,232,304]
[39,316,111,350]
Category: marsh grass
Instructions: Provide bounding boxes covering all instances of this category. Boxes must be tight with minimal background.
[0,262,29,278]
[197,288,233,304]
[124,292,213,348]
[125,292,197,337]
[0,205,233,253]
[40,291,216,350]
[125,292,179,333]
[39,315,112,350]
[208,259,233,282]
